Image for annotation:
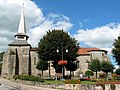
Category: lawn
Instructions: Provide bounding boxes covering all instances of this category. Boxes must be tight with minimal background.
[81,81,96,84]
[43,80,64,84]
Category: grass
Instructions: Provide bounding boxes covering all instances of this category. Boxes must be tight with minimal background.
[42,80,64,84]
[81,81,96,84]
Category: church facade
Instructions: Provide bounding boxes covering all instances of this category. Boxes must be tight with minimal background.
[1,8,109,78]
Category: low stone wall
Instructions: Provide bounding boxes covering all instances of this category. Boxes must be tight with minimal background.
[11,79,120,90]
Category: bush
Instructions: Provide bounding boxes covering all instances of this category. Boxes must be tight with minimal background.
[110,84,116,90]
[14,75,44,82]
[64,79,80,84]
[99,73,106,78]
[85,70,94,77]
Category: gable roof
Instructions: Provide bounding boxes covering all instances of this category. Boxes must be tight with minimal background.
[78,47,100,55]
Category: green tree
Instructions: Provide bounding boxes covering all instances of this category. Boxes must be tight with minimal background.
[38,30,79,74]
[66,61,77,77]
[88,58,101,78]
[115,68,120,75]
[101,61,114,77]
[85,70,94,78]
[0,51,5,74]
[112,36,120,65]
[36,60,48,75]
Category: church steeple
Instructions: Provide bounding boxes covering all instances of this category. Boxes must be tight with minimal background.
[14,4,28,41]
[18,5,26,34]
[9,4,30,46]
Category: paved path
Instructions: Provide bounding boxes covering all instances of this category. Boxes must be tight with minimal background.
[0,78,58,90]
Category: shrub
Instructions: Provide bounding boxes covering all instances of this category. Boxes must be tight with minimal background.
[99,73,106,78]
[64,79,80,84]
[85,70,94,78]
[14,75,44,82]
[110,84,116,90]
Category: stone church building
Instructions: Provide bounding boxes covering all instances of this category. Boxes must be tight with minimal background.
[1,7,109,78]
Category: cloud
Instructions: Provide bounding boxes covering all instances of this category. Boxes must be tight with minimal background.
[74,23,120,54]
[0,0,72,51]
[29,12,73,47]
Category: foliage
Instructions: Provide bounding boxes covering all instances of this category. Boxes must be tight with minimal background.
[112,36,120,65]
[43,79,63,84]
[85,70,94,77]
[66,61,77,77]
[100,61,114,76]
[14,75,44,82]
[36,60,48,75]
[110,84,116,90]
[38,30,79,73]
[64,79,80,84]
[99,73,106,78]
[81,81,96,84]
[115,68,120,75]
[0,51,5,62]
[88,58,101,78]
[0,51,5,73]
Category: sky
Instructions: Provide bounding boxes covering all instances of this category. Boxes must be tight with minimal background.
[0,0,120,65]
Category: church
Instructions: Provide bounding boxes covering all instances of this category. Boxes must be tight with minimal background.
[1,7,109,78]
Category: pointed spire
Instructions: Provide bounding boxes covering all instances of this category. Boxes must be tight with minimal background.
[18,3,26,34]
[14,3,29,41]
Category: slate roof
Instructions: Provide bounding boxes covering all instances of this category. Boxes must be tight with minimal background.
[9,39,31,46]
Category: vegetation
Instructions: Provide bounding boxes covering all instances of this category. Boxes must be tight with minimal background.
[100,61,114,77]
[64,79,80,84]
[112,36,120,65]
[36,60,48,75]
[38,30,79,74]
[115,68,120,75]
[88,58,101,78]
[14,75,44,82]
[0,51,5,74]
[85,70,94,78]
[81,81,96,84]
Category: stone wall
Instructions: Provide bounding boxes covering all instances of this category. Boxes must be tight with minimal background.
[11,79,120,90]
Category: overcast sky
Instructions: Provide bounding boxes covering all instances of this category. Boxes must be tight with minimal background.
[0,0,120,65]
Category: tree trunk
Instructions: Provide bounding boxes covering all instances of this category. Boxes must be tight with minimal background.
[42,70,43,75]
[70,70,71,79]
[96,71,97,78]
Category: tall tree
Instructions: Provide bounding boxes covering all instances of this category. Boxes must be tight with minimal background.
[36,60,48,75]
[100,61,114,77]
[38,30,79,73]
[112,36,120,65]
[88,58,101,78]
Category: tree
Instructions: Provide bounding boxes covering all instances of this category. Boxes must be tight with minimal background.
[36,60,48,75]
[88,58,101,78]
[85,70,94,78]
[66,61,77,77]
[115,68,120,75]
[38,30,79,73]
[0,51,5,74]
[101,61,114,77]
[112,36,120,65]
